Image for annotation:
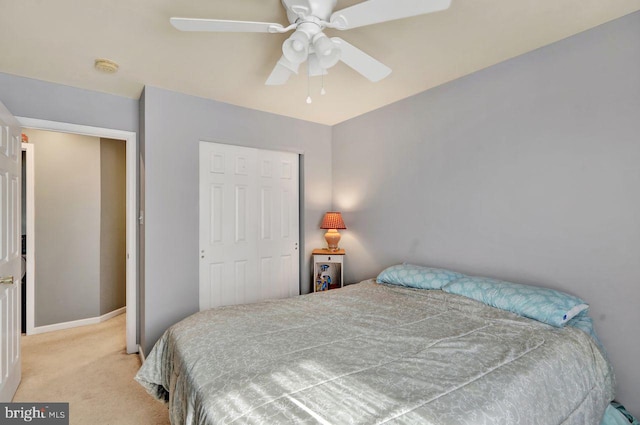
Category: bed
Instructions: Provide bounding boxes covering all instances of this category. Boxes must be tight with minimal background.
[136,266,619,425]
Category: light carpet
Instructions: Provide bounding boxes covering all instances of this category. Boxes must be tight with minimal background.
[13,313,170,425]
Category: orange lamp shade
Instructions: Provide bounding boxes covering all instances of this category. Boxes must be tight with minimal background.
[320,212,346,230]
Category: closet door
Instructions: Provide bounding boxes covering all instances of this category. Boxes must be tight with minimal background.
[256,148,299,301]
[199,142,299,310]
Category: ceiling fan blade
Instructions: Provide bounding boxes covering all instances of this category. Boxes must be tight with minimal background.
[331,37,391,82]
[329,0,451,30]
[265,56,300,85]
[170,17,285,33]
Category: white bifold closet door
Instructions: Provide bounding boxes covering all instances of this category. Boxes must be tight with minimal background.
[199,141,300,311]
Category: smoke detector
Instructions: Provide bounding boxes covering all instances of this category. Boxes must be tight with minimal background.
[94,58,119,74]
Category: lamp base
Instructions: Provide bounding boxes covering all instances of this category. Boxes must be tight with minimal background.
[324,229,341,251]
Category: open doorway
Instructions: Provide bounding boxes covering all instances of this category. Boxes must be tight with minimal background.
[21,143,33,334]
[18,118,138,354]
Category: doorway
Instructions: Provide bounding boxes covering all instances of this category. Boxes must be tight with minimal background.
[17,117,138,354]
[21,144,33,334]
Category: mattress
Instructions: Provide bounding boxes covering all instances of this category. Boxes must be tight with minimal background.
[136,280,614,425]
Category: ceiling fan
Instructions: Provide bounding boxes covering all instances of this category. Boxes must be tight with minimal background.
[170,0,451,86]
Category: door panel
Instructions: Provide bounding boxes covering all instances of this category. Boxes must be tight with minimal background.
[209,184,224,244]
[257,147,299,301]
[0,100,21,401]
[199,142,299,311]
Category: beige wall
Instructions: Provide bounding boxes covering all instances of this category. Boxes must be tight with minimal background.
[100,138,126,315]
[24,129,125,326]
[26,129,101,326]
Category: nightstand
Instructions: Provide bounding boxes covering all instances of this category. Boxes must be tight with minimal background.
[312,249,345,292]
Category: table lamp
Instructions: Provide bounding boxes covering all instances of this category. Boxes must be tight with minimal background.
[320,212,346,251]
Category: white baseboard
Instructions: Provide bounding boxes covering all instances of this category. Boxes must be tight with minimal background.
[30,307,126,335]
[138,345,146,363]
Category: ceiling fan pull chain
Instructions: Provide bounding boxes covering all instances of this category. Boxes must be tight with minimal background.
[306,63,312,104]
[321,72,326,95]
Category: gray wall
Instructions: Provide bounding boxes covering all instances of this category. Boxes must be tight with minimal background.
[100,138,127,315]
[141,86,332,354]
[25,129,102,326]
[332,11,640,414]
[0,73,138,132]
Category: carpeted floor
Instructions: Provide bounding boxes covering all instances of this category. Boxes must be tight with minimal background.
[13,314,171,425]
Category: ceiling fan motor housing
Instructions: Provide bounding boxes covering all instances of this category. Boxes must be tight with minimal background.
[283,0,337,23]
[281,0,342,67]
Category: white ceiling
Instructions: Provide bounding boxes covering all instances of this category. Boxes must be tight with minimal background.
[1,0,639,125]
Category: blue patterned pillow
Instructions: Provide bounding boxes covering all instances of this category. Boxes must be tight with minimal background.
[376,264,465,290]
[442,276,588,327]
[566,310,604,350]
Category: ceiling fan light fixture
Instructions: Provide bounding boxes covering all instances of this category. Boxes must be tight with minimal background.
[312,33,340,69]
[283,30,310,64]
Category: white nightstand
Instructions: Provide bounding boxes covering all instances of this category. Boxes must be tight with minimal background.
[312,249,345,292]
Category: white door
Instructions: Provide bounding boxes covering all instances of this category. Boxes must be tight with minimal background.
[199,142,300,310]
[0,101,22,401]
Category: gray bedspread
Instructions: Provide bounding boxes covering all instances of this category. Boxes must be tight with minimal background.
[136,280,614,425]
